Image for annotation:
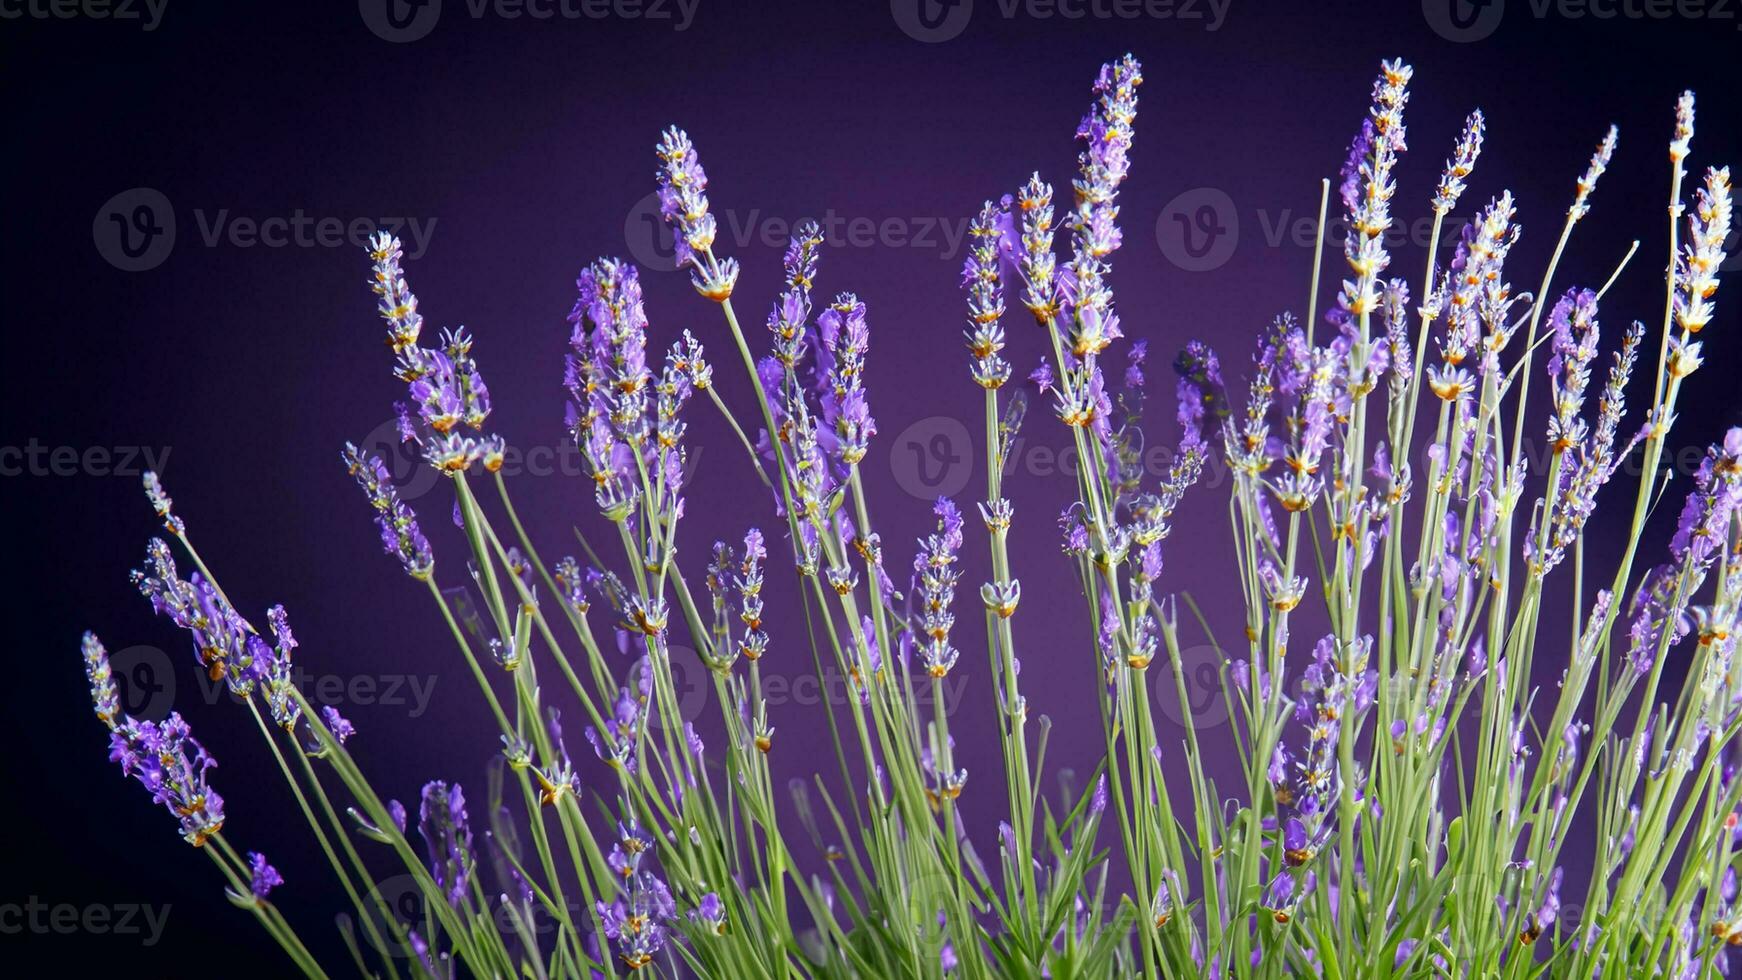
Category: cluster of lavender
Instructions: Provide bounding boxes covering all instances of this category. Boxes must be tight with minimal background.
[78,53,1740,979]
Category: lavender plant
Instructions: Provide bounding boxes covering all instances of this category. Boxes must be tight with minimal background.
[79,54,1740,977]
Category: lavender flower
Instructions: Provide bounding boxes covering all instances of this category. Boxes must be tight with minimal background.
[597,869,676,970]
[369,233,504,474]
[106,708,226,846]
[1673,165,1732,336]
[964,200,1013,390]
[82,632,119,728]
[656,126,739,300]
[818,294,875,464]
[132,538,267,695]
[1432,109,1484,214]
[342,443,434,579]
[913,498,964,678]
[248,852,283,900]
[418,780,475,909]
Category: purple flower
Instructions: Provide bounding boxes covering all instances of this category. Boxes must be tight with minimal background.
[321,705,355,745]
[1669,428,1742,566]
[107,712,225,846]
[690,892,726,936]
[597,869,675,970]
[656,127,739,300]
[1173,341,1228,449]
[370,235,503,474]
[342,443,434,579]
[418,781,475,910]
[82,632,120,729]
[248,852,283,900]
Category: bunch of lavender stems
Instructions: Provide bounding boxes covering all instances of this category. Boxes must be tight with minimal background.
[76,53,1741,978]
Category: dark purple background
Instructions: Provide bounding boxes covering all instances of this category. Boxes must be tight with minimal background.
[8,0,1742,973]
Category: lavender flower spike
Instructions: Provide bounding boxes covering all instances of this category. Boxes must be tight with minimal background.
[964,199,1013,391]
[342,443,434,579]
[82,631,120,729]
[248,852,283,900]
[1672,165,1732,336]
[656,126,739,301]
[107,709,226,846]
[418,780,475,909]
[1432,109,1484,215]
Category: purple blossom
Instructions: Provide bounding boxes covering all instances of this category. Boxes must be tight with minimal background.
[248,852,283,900]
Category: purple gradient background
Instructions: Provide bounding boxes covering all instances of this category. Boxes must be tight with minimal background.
[8,0,1742,972]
